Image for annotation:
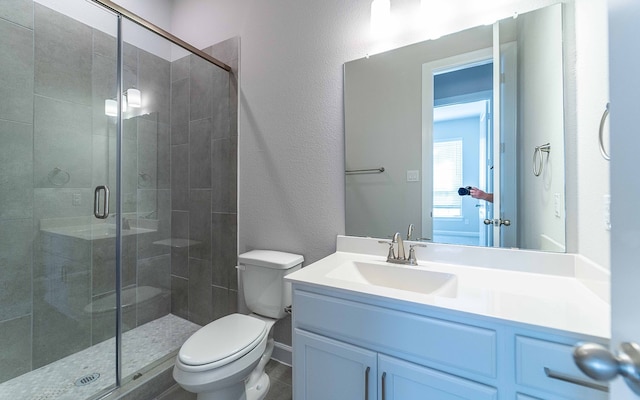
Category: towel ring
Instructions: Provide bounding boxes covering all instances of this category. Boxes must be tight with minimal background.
[533,143,551,177]
[599,103,610,161]
[47,167,71,186]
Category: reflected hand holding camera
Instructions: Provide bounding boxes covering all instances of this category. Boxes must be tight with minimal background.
[459,186,494,203]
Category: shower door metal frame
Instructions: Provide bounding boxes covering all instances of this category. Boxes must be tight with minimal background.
[90,0,231,72]
[114,13,123,388]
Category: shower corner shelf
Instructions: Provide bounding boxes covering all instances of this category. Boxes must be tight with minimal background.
[153,238,201,248]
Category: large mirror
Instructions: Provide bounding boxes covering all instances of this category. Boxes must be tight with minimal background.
[345,4,569,252]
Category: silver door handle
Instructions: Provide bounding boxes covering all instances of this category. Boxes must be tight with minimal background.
[574,342,640,395]
[94,185,110,219]
[598,103,610,161]
[381,372,386,400]
[484,218,511,226]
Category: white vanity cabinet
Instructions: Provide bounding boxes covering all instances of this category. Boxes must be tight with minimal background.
[295,329,497,399]
[291,285,608,400]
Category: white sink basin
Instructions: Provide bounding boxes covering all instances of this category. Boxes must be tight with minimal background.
[325,260,457,297]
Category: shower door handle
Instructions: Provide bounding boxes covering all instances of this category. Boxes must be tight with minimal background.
[94,185,110,219]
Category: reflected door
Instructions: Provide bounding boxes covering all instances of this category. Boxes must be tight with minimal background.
[424,25,519,249]
[425,51,494,247]
[499,38,518,249]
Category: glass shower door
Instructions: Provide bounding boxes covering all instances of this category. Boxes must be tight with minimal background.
[0,1,120,398]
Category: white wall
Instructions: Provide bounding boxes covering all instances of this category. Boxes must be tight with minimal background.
[113,0,175,60]
[112,0,173,31]
[40,0,176,61]
[165,0,609,268]
[517,4,566,251]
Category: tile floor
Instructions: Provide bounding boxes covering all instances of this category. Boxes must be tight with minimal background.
[0,312,293,400]
[0,314,200,400]
[157,359,293,400]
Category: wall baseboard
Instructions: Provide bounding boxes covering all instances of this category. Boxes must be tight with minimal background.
[271,341,292,366]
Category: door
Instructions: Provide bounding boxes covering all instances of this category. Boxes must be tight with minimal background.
[425,39,517,248]
[575,1,640,397]
[609,0,640,398]
[0,1,120,397]
[424,49,494,247]
[498,39,518,249]
[491,22,519,248]
[378,354,497,400]
[294,329,377,400]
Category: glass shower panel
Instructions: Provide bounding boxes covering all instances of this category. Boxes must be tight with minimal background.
[118,16,223,382]
[118,18,180,382]
[0,0,119,398]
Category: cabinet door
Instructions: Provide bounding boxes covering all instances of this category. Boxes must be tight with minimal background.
[378,354,497,400]
[294,329,377,400]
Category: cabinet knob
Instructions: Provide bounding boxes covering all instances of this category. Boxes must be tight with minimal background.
[574,342,640,394]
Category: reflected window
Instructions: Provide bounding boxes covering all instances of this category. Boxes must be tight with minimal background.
[433,139,463,217]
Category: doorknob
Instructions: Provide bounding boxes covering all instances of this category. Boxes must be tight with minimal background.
[573,342,640,395]
[483,218,511,226]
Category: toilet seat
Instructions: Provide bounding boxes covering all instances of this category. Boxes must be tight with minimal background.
[178,314,267,370]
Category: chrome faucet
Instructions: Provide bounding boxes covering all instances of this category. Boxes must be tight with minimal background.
[406,223,415,240]
[393,232,406,260]
[379,231,426,265]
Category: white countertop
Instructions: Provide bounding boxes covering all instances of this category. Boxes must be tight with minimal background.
[286,236,610,339]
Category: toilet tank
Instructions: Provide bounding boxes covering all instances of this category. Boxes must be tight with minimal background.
[238,250,304,319]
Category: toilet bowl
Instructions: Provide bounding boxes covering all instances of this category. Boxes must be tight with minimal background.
[173,250,303,400]
[173,313,275,400]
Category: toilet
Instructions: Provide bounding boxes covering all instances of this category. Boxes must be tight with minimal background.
[173,250,303,400]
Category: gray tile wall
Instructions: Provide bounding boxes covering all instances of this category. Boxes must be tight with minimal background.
[0,0,238,387]
[170,38,239,326]
[0,0,35,383]
[0,1,176,385]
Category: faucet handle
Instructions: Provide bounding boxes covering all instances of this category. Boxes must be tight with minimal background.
[378,240,396,261]
[407,243,427,265]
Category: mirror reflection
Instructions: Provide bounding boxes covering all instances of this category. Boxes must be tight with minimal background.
[345,4,567,252]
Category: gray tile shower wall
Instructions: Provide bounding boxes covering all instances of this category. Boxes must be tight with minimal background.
[169,37,239,327]
[0,2,189,386]
[0,0,238,387]
[0,1,36,384]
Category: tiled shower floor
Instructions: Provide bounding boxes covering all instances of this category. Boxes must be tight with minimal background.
[0,314,200,400]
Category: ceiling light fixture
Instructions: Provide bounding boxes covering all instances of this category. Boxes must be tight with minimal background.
[371,0,391,37]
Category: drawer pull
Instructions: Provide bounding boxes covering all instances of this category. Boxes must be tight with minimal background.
[364,367,370,400]
[381,372,387,400]
[543,367,609,392]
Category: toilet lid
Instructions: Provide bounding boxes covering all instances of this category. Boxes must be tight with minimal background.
[178,314,267,367]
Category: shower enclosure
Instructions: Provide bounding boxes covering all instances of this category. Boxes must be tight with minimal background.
[0,0,238,399]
